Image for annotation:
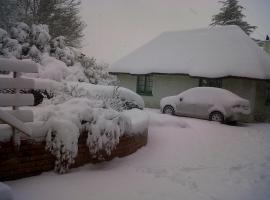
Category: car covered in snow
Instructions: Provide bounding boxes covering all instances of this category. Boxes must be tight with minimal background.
[28,80,145,110]
[160,87,250,123]
[63,82,145,110]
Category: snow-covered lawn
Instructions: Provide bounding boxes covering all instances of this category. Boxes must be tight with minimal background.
[5,109,270,200]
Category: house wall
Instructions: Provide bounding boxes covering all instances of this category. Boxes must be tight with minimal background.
[117,74,137,92]
[117,74,266,122]
[222,78,257,122]
[264,41,270,55]
[149,74,198,108]
[254,81,270,121]
[222,78,270,122]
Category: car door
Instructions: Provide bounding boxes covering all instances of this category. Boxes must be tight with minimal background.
[175,95,196,117]
[194,103,212,119]
[192,91,213,119]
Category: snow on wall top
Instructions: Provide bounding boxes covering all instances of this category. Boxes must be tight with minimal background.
[110,26,270,79]
[0,58,38,73]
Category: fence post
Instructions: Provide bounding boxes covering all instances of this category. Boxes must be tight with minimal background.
[12,71,21,147]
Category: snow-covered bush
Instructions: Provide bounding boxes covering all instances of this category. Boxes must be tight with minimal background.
[95,87,142,111]
[39,54,69,81]
[0,22,142,174]
[45,117,79,174]
[87,109,131,156]
[34,97,132,173]
[65,63,89,82]
[10,22,30,44]
[28,45,42,63]
[1,23,39,60]
[78,56,117,85]
[32,24,51,51]
[32,81,142,172]
[36,98,94,173]
[50,36,75,66]
[0,28,8,44]
[0,26,22,59]
[0,22,116,86]
[42,82,144,111]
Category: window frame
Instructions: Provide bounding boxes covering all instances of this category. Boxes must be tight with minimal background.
[199,78,222,88]
[136,75,153,96]
[266,85,270,106]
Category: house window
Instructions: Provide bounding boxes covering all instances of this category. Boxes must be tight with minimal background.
[137,75,153,96]
[266,87,270,106]
[199,78,222,88]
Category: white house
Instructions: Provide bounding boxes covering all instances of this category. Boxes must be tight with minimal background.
[110,25,270,122]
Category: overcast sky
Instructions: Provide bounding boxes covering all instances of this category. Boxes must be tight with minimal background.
[80,0,270,64]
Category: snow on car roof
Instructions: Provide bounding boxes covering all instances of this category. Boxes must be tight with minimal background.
[180,87,248,105]
[182,87,239,96]
[110,25,270,79]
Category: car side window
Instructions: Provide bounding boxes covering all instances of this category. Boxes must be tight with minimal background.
[182,90,207,104]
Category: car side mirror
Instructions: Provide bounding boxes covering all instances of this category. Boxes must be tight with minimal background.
[180,97,183,102]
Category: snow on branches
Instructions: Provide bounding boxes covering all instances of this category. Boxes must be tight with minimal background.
[35,97,132,173]
[0,22,116,86]
[0,22,140,174]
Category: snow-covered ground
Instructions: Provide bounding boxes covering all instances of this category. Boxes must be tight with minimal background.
[4,109,270,200]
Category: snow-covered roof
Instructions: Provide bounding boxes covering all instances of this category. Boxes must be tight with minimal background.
[110,26,270,79]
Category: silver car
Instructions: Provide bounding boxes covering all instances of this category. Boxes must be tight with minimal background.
[160,87,250,123]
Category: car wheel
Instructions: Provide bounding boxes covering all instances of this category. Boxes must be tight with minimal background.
[209,111,224,123]
[163,105,175,115]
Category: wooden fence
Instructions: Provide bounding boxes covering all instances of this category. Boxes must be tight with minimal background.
[0,58,38,143]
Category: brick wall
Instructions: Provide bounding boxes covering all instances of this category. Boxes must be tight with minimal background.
[0,131,148,181]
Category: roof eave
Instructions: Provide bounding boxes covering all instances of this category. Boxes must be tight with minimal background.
[109,72,270,81]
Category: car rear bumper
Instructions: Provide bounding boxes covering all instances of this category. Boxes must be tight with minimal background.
[227,113,249,122]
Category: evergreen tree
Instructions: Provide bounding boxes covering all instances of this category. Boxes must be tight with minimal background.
[210,0,257,35]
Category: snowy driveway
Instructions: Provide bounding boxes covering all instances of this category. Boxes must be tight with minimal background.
[6,109,270,200]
